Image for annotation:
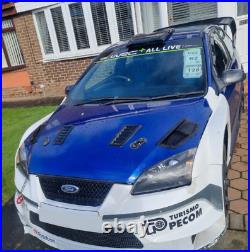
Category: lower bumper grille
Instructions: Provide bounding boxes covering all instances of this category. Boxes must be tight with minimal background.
[39,176,113,206]
[30,212,143,248]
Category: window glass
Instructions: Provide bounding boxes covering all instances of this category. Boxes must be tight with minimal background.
[90,3,111,46]
[168,2,217,26]
[211,34,229,76]
[3,32,24,66]
[114,2,134,41]
[85,60,116,90]
[69,3,90,50]
[33,3,138,60]
[237,2,248,16]
[67,38,206,104]
[140,2,161,33]
[35,12,53,54]
[2,19,25,69]
[51,6,70,52]
[217,29,234,59]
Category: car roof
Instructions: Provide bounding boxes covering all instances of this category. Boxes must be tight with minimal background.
[102,17,236,56]
[104,26,206,54]
[165,25,210,34]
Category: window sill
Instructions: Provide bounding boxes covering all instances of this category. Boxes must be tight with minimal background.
[2,65,26,73]
[42,45,110,63]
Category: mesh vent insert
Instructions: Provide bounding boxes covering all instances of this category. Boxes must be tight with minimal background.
[54,125,73,145]
[30,211,143,248]
[111,125,141,147]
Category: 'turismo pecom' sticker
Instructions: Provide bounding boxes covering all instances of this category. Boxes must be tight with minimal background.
[183,48,202,79]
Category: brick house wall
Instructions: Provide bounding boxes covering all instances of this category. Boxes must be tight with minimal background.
[5,12,93,99]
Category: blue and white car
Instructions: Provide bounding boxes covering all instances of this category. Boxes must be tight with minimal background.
[15,17,245,249]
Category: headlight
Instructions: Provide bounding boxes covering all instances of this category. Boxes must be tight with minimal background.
[16,143,29,177]
[131,148,197,195]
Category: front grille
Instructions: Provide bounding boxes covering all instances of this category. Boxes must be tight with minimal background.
[30,212,143,248]
[39,176,113,206]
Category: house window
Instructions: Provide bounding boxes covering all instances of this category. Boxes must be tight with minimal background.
[2,19,25,71]
[33,2,136,61]
[35,12,53,54]
[51,6,70,52]
[140,2,161,33]
[69,3,90,49]
[237,2,248,16]
[115,2,134,40]
[168,2,217,25]
[90,2,111,46]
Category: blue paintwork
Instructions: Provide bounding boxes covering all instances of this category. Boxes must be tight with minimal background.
[203,33,217,91]
[27,97,211,184]
[24,27,243,184]
[222,53,244,154]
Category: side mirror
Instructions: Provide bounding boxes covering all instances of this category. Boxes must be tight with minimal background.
[222,69,246,86]
[65,84,74,95]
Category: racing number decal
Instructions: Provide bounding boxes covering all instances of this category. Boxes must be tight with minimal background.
[183,48,202,79]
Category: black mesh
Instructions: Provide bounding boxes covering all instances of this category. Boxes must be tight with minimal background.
[30,212,143,248]
[39,176,112,206]
[54,125,73,145]
[111,125,141,146]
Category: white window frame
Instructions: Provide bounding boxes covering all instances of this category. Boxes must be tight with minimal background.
[33,2,137,62]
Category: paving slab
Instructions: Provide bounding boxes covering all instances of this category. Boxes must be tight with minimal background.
[210,230,248,250]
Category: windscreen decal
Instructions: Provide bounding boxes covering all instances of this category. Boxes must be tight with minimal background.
[97,45,203,63]
[183,48,202,79]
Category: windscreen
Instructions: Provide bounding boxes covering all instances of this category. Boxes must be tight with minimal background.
[67,37,206,104]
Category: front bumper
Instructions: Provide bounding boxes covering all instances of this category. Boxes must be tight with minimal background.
[15,165,226,250]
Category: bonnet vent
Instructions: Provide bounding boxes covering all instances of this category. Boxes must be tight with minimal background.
[160,120,197,148]
[111,125,141,147]
[29,124,46,144]
[54,125,73,145]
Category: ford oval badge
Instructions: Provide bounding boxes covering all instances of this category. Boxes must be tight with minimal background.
[61,184,79,194]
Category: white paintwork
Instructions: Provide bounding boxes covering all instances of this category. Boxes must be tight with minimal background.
[15,170,225,249]
[203,87,232,166]
[159,2,169,28]
[19,113,53,147]
[217,2,236,18]
[134,2,143,34]
[235,14,248,72]
[14,91,227,249]
[15,2,58,13]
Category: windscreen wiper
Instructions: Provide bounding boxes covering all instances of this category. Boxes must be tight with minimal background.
[74,97,151,106]
[104,97,152,105]
[150,91,205,101]
[73,91,204,106]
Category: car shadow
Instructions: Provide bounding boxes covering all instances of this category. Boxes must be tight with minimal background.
[2,197,53,250]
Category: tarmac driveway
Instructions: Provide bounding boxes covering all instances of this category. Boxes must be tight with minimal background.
[2,197,247,250]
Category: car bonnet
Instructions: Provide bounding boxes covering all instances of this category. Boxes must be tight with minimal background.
[26,97,211,184]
